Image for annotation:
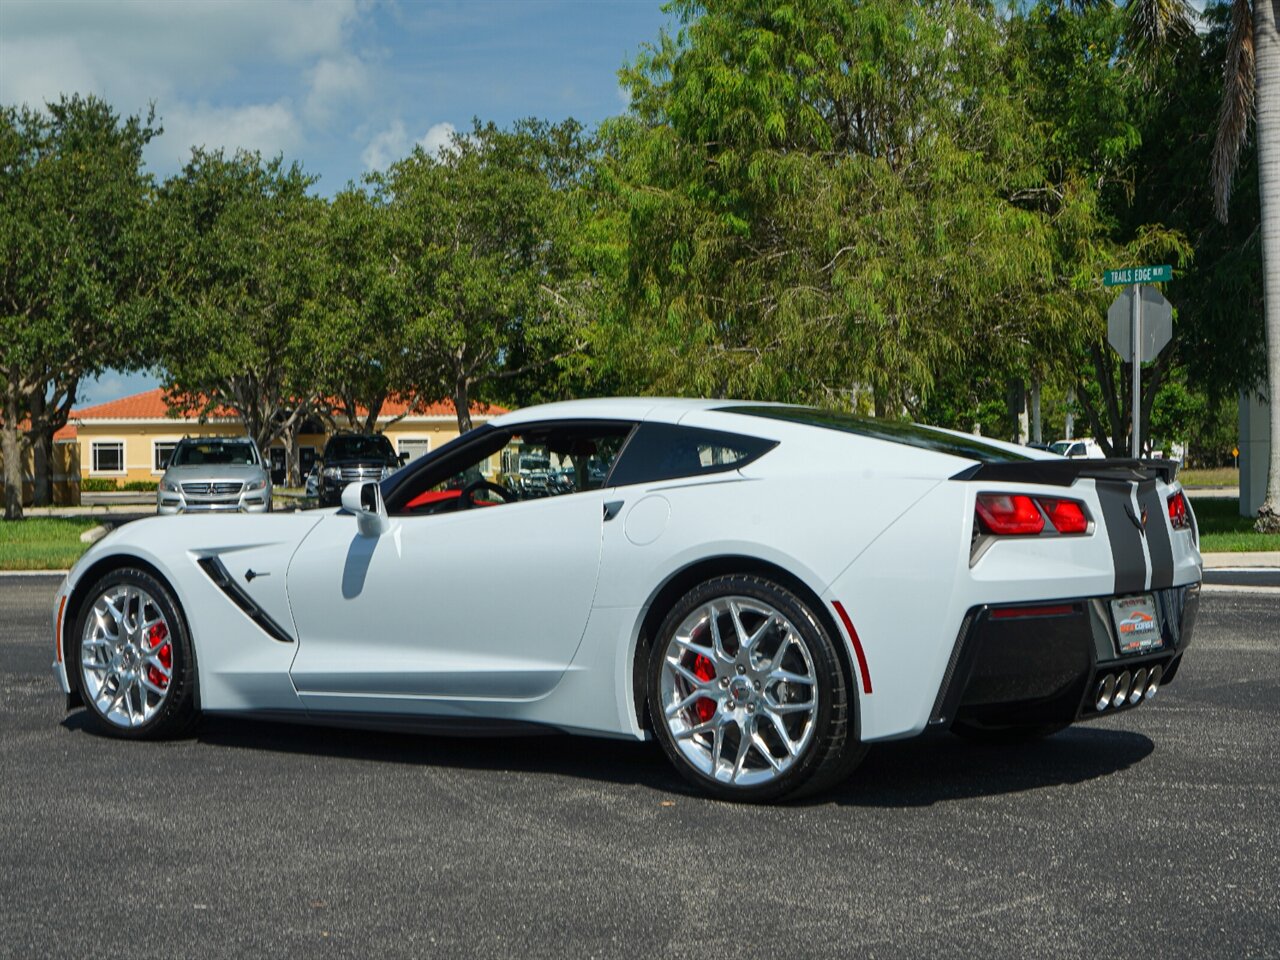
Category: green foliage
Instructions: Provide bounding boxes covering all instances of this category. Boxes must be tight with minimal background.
[0,517,99,569]
[152,149,328,450]
[374,119,594,429]
[0,95,158,518]
[1191,497,1280,552]
[80,478,119,492]
[604,0,1074,409]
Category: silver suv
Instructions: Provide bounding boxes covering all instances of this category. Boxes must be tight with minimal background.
[157,437,272,515]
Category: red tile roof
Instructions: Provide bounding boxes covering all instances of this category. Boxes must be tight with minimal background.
[68,388,505,423]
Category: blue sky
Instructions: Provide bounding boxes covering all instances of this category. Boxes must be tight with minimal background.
[0,0,675,406]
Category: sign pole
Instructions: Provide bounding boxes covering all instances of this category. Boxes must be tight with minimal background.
[1130,283,1141,458]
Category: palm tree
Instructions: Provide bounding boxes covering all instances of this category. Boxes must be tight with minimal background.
[1207,0,1279,531]
[1127,0,1278,529]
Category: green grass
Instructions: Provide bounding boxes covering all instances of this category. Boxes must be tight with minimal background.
[1189,497,1280,553]
[0,517,100,570]
[1178,467,1239,488]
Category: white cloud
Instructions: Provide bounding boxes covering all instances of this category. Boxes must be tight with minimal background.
[361,119,409,172]
[155,101,305,167]
[0,0,366,172]
[362,120,458,172]
[419,122,457,157]
[304,54,373,127]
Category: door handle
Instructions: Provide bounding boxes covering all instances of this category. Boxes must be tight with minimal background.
[603,500,624,522]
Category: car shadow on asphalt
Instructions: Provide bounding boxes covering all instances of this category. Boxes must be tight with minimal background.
[60,712,1154,805]
[821,726,1156,808]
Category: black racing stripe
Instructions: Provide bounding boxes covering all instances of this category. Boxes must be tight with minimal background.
[1096,480,1146,594]
[1139,481,1175,588]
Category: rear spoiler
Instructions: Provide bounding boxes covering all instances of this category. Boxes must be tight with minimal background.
[951,458,1179,487]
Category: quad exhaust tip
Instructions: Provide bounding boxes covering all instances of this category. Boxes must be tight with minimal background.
[1094,666,1163,711]
[1145,664,1163,699]
[1095,675,1116,712]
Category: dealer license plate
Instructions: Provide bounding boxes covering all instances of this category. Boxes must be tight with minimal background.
[1111,594,1162,655]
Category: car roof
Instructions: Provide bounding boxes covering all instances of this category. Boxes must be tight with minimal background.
[489,397,772,428]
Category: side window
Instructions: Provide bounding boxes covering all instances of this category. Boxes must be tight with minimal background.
[607,423,776,487]
[390,422,634,515]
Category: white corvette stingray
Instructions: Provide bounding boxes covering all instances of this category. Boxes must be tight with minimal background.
[51,399,1202,801]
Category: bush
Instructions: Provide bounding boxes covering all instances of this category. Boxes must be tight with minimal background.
[80,478,118,492]
[122,480,158,491]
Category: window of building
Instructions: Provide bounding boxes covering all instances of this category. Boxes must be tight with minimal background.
[153,441,178,473]
[91,441,124,475]
[398,437,432,463]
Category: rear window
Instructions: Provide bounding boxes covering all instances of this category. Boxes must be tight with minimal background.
[720,405,1030,464]
[607,423,776,486]
[326,434,395,460]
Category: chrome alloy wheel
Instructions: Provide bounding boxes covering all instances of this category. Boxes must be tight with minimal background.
[79,584,174,729]
[659,596,819,788]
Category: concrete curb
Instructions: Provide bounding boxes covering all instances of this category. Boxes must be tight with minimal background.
[78,524,108,545]
[1201,552,1280,569]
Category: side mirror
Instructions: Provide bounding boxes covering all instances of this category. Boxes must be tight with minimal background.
[341,480,390,537]
[399,452,410,466]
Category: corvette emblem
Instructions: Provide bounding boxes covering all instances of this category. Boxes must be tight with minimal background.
[1125,503,1147,535]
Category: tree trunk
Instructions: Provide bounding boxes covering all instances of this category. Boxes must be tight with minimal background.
[1256,0,1280,530]
[2,381,26,521]
[1030,379,1042,444]
[280,419,301,488]
[28,391,51,507]
[452,375,473,434]
[1065,385,1076,440]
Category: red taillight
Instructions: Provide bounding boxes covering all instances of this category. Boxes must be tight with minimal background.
[975,494,1045,535]
[1168,491,1190,530]
[975,493,1091,537]
[1039,498,1089,534]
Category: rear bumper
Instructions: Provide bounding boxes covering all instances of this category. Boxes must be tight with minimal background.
[931,583,1200,729]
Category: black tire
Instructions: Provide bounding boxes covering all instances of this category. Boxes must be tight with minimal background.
[950,719,1069,744]
[647,574,865,803]
[70,567,199,740]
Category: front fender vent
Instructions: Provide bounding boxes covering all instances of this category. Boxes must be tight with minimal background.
[197,556,295,644]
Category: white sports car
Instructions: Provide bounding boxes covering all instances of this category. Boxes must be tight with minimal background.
[51,399,1202,801]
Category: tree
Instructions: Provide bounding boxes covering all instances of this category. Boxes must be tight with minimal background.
[153,149,328,464]
[377,119,590,432]
[0,95,158,520]
[315,187,408,434]
[1212,0,1280,528]
[605,0,1069,412]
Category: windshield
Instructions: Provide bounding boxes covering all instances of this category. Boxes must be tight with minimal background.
[1049,441,1074,455]
[721,405,1031,464]
[326,434,395,460]
[171,440,258,466]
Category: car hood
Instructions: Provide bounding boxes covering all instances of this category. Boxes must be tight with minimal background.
[164,464,267,483]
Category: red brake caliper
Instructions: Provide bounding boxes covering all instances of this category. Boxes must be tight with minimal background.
[146,623,171,690]
[690,654,717,724]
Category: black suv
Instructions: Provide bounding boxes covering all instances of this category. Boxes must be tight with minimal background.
[316,433,405,507]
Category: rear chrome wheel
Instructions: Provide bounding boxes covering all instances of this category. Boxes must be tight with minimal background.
[73,568,197,739]
[660,596,819,787]
[649,575,863,802]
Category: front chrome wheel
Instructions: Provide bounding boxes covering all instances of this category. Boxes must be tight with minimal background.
[79,583,174,729]
[658,595,820,789]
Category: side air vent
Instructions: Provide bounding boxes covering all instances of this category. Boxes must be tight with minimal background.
[197,556,295,644]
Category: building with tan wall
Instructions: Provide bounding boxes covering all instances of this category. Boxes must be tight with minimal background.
[62,389,504,485]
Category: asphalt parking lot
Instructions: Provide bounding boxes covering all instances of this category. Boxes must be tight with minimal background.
[1,576,1276,959]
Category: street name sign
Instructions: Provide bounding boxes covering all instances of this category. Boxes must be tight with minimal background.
[1103,264,1174,457]
[1103,264,1172,286]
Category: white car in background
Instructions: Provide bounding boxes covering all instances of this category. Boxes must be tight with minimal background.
[54,399,1201,802]
[1050,438,1108,459]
